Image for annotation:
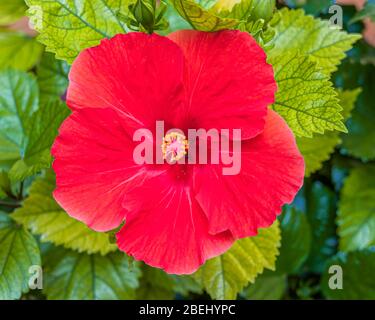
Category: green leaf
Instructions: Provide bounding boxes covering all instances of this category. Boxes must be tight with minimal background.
[193,221,280,300]
[136,264,202,299]
[298,134,341,177]
[242,272,286,300]
[270,51,346,138]
[297,88,361,176]
[26,0,131,63]
[0,69,39,168]
[0,211,41,300]
[0,31,43,72]
[136,265,175,299]
[350,2,375,24]
[248,0,275,22]
[276,206,311,275]
[170,0,238,31]
[286,0,332,15]
[305,182,337,273]
[321,248,375,300]
[269,8,361,74]
[12,170,117,255]
[43,246,141,300]
[9,99,70,181]
[162,0,192,33]
[0,171,11,199]
[37,52,70,102]
[0,0,27,25]
[337,165,375,252]
[340,63,375,161]
[172,274,203,296]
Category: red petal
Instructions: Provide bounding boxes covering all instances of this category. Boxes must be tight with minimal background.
[67,33,185,133]
[168,30,277,140]
[193,110,305,238]
[117,173,234,274]
[52,108,149,232]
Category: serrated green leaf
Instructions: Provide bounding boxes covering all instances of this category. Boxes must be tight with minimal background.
[276,206,311,275]
[269,8,361,74]
[321,248,375,300]
[43,246,140,300]
[170,0,238,31]
[12,170,117,255]
[271,51,346,138]
[297,88,361,176]
[0,211,41,300]
[26,0,131,63]
[0,31,43,72]
[0,69,38,168]
[193,221,280,300]
[298,134,341,177]
[0,0,27,25]
[242,271,286,300]
[37,52,70,102]
[156,0,192,34]
[338,165,375,252]
[8,99,70,181]
[213,0,254,20]
[212,0,275,24]
[305,182,337,273]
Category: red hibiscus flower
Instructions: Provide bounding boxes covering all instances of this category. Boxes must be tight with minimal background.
[52,30,305,274]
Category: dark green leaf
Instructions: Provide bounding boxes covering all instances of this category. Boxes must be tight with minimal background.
[242,272,286,300]
[0,211,41,299]
[37,53,70,102]
[43,246,141,300]
[338,165,375,252]
[0,69,38,168]
[305,182,337,273]
[8,99,70,181]
[321,248,375,300]
[276,207,311,275]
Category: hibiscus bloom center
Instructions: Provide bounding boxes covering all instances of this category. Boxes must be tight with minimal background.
[161,131,189,162]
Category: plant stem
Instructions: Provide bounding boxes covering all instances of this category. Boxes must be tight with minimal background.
[18,181,24,200]
[0,200,21,208]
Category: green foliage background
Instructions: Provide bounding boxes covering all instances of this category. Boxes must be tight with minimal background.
[0,0,374,300]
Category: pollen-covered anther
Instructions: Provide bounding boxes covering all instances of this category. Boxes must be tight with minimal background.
[161,132,189,162]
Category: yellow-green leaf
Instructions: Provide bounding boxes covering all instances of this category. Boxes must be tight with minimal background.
[193,221,280,300]
[269,8,361,74]
[271,51,346,138]
[170,0,238,31]
[0,31,43,71]
[297,89,361,176]
[12,170,117,255]
[26,0,131,63]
